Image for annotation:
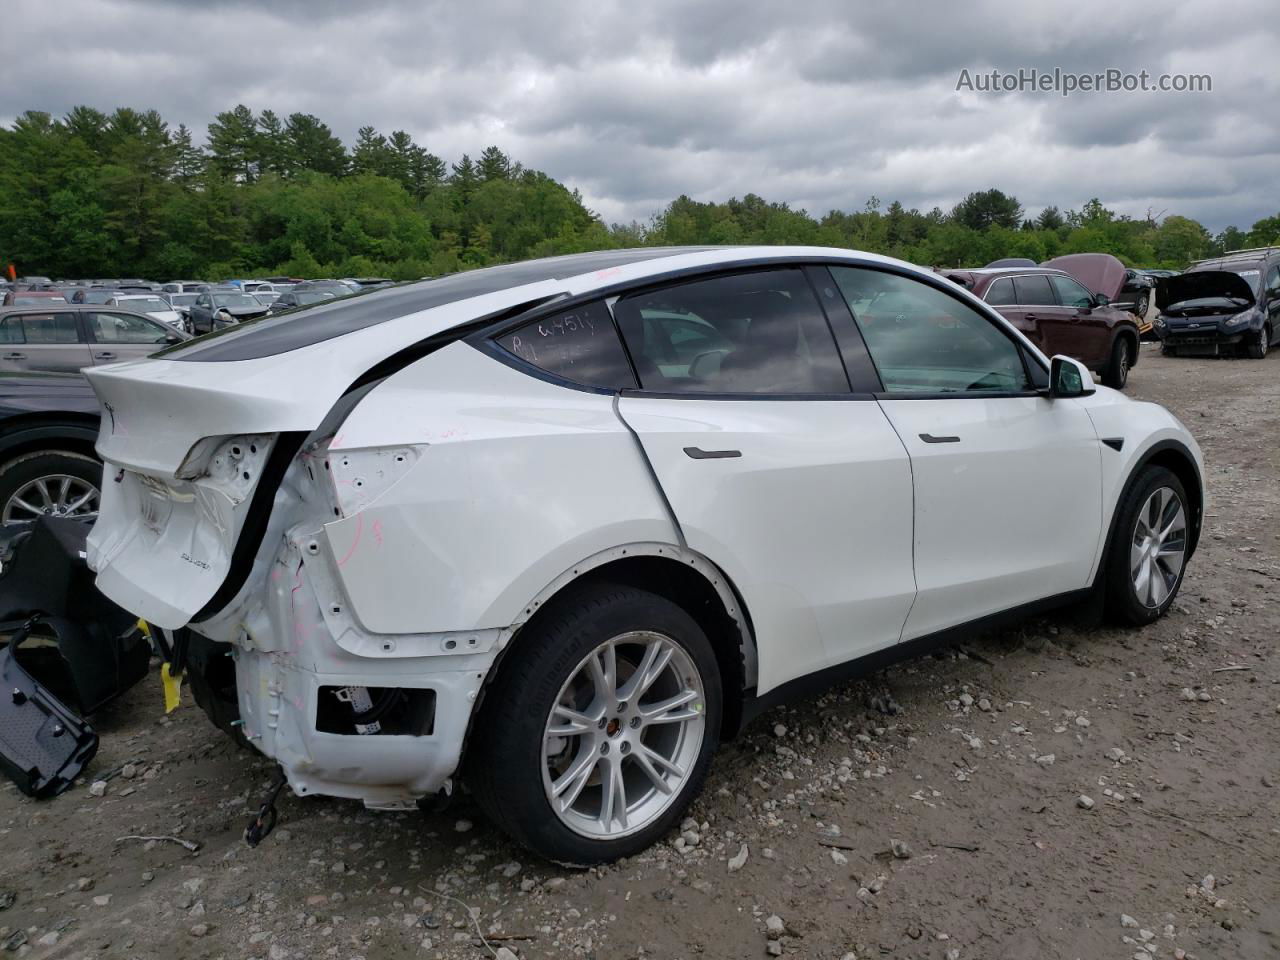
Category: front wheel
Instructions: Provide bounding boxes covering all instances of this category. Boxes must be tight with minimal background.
[1105,466,1190,625]
[1246,324,1269,359]
[1101,337,1132,389]
[467,583,722,864]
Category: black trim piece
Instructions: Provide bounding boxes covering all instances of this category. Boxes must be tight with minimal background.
[919,433,960,444]
[1096,438,1203,566]
[1101,437,1125,452]
[683,446,742,460]
[874,390,1043,402]
[807,265,885,394]
[620,389,877,402]
[191,431,308,621]
[737,587,1091,733]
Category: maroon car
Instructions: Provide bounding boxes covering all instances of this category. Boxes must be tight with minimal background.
[941,267,1140,389]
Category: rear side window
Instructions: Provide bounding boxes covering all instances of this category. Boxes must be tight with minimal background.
[0,318,24,343]
[21,313,80,343]
[985,278,1015,305]
[496,302,637,390]
[612,269,849,395]
[1013,274,1055,305]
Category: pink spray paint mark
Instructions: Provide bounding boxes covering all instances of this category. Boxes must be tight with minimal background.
[336,514,363,567]
[372,519,384,547]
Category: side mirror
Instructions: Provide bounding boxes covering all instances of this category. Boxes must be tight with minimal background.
[1049,355,1096,398]
[1093,293,1110,307]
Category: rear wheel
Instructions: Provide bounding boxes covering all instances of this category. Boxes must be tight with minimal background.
[0,451,101,524]
[1105,466,1190,625]
[1246,324,1270,359]
[467,583,722,864]
[1101,337,1132,389]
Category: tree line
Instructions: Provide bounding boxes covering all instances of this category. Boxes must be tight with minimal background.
[2,105,1277,281]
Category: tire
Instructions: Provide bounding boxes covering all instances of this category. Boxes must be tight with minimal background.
[1246,324,1270,359]
[0,451,102,524]
[1160,342,1176,357]
[467,582,723,865]
[1105,466,1190,626]
[1133,292,1150,319]
[1101,337,1132,389]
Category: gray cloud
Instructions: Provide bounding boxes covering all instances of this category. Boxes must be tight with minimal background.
[1,0,1276,232]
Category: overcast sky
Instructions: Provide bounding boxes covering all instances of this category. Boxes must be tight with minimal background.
[2,0,1276,232]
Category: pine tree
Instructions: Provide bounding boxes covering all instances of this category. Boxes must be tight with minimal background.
[207,104,259,182]
[284,113,347,176]
[478,145,510,181]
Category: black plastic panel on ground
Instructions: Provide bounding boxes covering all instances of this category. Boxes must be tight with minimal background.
[161,248,718,363]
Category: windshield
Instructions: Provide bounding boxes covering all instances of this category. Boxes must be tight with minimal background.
[169,294,198,306]
[120,297,170,311]
[212,294,262,309]
[14,295,65,305]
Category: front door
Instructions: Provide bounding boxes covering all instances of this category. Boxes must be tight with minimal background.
[85,311,174,364]
[612,268,917,692]
[1047,274,1111,367]
[829,265,1105,640]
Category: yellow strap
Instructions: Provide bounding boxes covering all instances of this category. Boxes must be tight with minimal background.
[161,662,183,714]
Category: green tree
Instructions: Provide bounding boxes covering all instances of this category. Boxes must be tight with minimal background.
[207,104,259,182]
[952,189,1023,231]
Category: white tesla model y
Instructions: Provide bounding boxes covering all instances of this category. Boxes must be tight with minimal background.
[83,247,1203,863]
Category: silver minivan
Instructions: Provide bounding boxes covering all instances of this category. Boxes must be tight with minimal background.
[0,304,189,375]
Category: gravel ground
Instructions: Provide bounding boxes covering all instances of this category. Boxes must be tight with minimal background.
[2,344,1278,960]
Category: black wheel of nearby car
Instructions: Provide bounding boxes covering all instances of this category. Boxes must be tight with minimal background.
[1101,338,1132,389]
[1133,292,1150,319]
[1105,465,1189,626]
[0,451,102,523]
[466,582,722,865]
[1245,325,1270,359]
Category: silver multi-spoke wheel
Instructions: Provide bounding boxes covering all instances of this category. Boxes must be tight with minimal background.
[1130,486,1187,608]
[2,474,100,523]
[542,631,706,840]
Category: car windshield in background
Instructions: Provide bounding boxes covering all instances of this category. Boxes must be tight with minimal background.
[120,297,170,311]
[212,294,262,309]
[294,291,335,305]
[14,296,66,305]
[169,294,198,306]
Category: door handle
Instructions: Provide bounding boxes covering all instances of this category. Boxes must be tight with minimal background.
[1023,313,1039,321]
[683,446,742,460]
[2,353,25,360]
[919,433,961,443]
[94,352,116,359]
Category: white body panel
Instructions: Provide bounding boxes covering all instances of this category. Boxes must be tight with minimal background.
[617,396,916,690]
[322,342,679,634]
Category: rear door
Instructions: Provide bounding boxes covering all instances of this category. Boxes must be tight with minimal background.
[612,268,917,692]
[0,312,94,373]
[829,265,1104,640]
[84,310,173,364]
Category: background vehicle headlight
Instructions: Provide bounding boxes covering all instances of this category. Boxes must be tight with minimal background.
[1223,311,1254,328]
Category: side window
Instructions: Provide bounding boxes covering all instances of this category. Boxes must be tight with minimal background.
[1266,265,1280,297]
[1013,274,1055,306]
[830,266,1033,395]
[21,313,81,344]
[1049,275,1095,308]
[612,269,849,395]
[87,312,170,344]
[984,278,1015,305]
[496,301,637,390]
[0,317,24,343]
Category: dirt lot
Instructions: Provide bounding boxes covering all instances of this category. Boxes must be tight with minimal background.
[2,344,1278,960]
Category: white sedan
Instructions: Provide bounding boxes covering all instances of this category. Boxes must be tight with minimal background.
[82,246,1203,864]
[107,294,185,330]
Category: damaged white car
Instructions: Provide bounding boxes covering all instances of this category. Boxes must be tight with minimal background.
[83,247,1204,863]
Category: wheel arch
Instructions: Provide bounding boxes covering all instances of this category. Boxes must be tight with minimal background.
[1116,325,1140,368]
[0,414,102,467]
[1096,438,1204,587]
[462,544,759,773]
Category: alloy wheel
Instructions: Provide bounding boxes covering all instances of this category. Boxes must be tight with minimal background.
[1130,486,1187,608]
[2,474,100,523]
[1118,342,1130,386]
[541,631,706,840]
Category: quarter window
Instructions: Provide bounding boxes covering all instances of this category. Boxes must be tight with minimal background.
[1013,274,1055,305]
[0,318,23,343]
[21,313,80,344]
[1049,275,1095,308]
[612,269,849,395]
[984,278,1015,305]
[831,267,1033,395]
[496,301,637,390]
